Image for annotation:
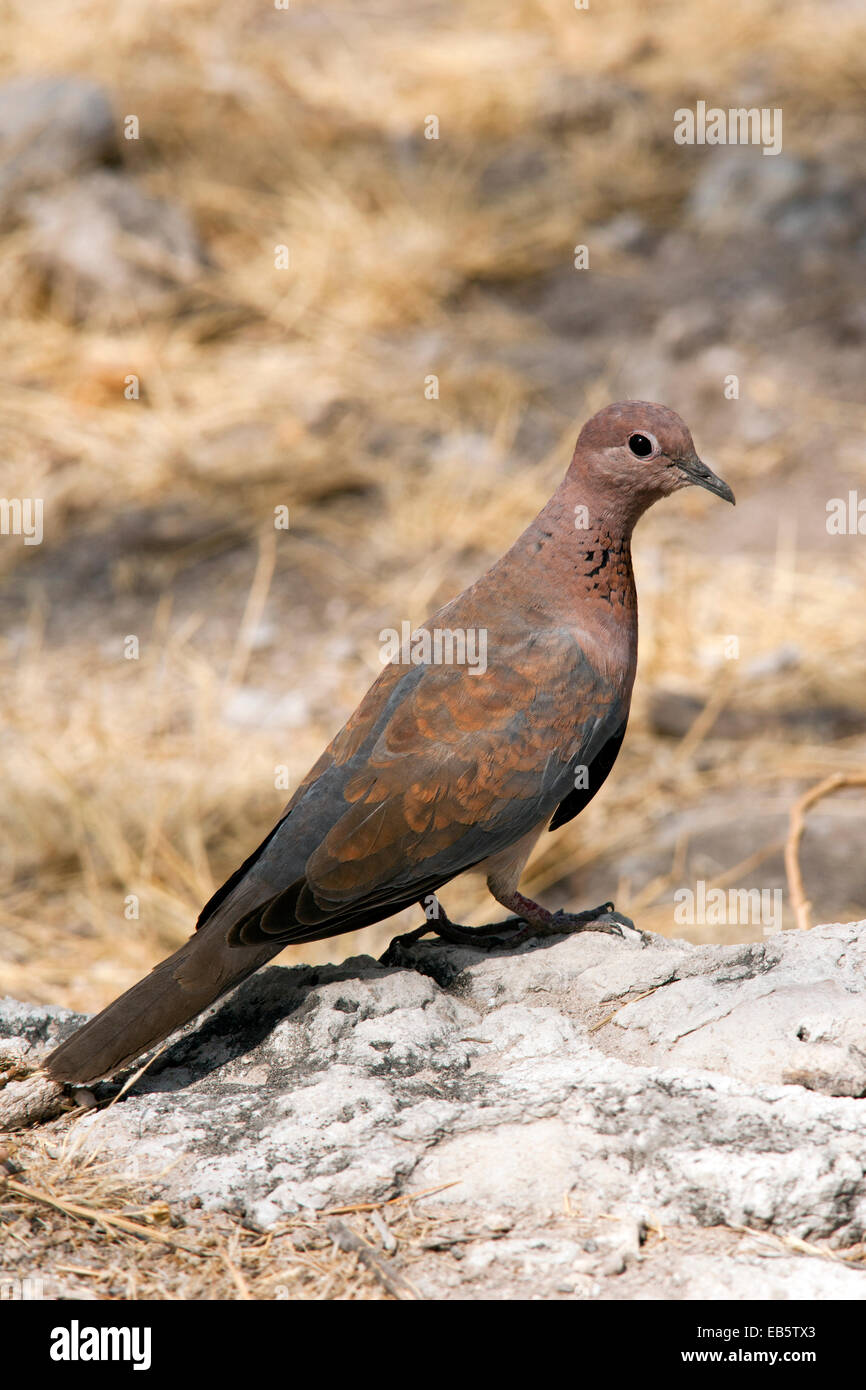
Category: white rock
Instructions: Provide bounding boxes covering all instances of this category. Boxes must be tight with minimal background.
[4,923,866,1299]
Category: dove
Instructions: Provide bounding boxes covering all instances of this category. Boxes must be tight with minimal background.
[45,401,734,1084]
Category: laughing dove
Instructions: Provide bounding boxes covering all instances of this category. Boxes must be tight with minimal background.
[46,401,734,1084]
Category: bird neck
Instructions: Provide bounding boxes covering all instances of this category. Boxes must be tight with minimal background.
[522,479,637,609]
[491,478,639,693]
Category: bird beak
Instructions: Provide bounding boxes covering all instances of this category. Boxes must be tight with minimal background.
[676,453,735,505]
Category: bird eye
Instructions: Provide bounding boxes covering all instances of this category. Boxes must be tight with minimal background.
[628,433,655,458]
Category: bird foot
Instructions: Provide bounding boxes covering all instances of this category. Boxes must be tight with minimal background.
[379,913,521,963]
[380,900,642,964]
[535,903,643,940]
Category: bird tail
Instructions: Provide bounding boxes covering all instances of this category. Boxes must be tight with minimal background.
[44,922,283,1086]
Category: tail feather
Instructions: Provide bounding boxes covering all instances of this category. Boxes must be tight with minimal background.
[45,923,283,1085]
[43,856,438,1085]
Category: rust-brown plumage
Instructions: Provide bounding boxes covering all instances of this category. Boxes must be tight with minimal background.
[46,402,733,1084]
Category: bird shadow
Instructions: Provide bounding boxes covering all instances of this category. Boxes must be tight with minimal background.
[91,926,620,1105]
[93,961,344,1102]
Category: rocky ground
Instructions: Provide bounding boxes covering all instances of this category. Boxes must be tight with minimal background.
[3,920,866,1299]
[1,4,865,1301]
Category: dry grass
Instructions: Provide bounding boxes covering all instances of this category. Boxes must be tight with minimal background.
[4,1123,864,1301]
[0,0,864,1005]
[3,0,866,1304]
[0,1127,456,1299]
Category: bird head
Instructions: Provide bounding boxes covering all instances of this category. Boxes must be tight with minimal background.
[572,401,735,516]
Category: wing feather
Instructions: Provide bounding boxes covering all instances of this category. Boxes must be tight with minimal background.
[223,624,627,946]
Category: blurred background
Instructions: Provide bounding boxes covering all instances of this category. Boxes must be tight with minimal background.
[1,0,865,1012]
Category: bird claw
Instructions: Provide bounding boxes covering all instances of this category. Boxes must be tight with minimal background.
[379,924,430,965]
[541,904,637,939]
[380,900,646,962]
[380,916,526,963]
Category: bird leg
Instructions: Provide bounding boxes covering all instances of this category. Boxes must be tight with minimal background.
[381,900,521,958]
[492,890,637,940]
[381,892,638,962]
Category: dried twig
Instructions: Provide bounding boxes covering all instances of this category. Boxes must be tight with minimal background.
[224,527,277,692]
[321,1180,459,1216]
[368,1208,397,1252]
[731,1222,866,1265]
[4,1178,210,1257]
[326,1218,421,1300]
[785,773,866,931]
[220,1240,253,1298]
[588,985,664,1033]
[0,1071,67,1131]
[673,666,738,765]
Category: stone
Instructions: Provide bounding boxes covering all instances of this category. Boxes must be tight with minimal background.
[2,920,866,1299]
[0,73,207,318]
[0,75,117,221]
[24,170,207,318]
[687,148,866,255]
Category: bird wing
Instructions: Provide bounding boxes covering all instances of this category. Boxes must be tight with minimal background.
[210,624,628,948]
